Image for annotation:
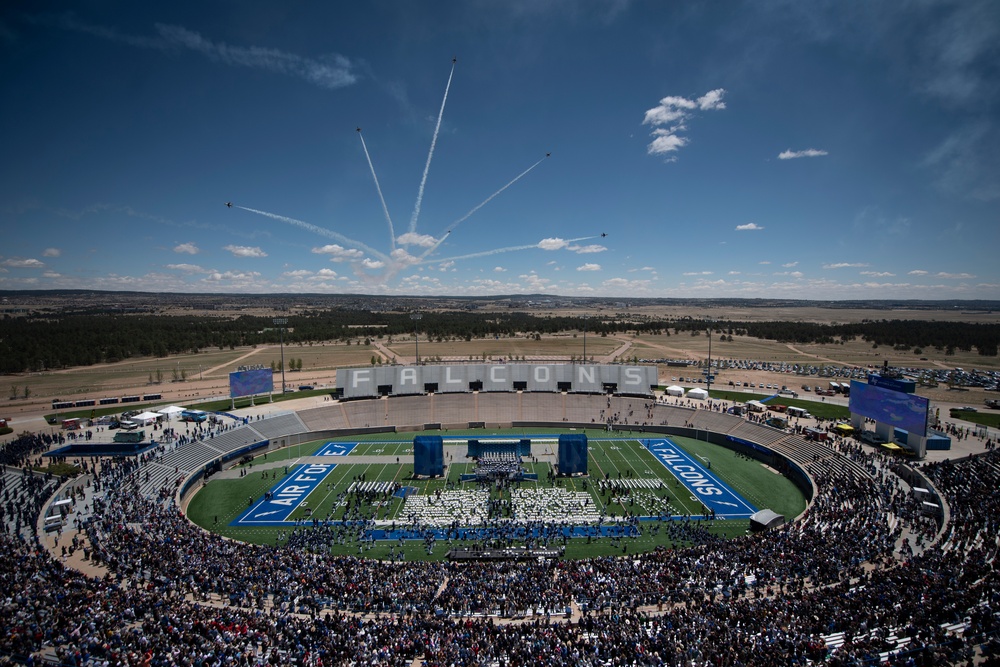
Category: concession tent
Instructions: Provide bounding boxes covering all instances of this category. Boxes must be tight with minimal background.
[132,411,163,425]
[749,509,785,532]
[665,385,685,397]
[686,387,709,400]
[157,406,184,420]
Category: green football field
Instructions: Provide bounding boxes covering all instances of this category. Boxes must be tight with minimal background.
[187,428,807,561]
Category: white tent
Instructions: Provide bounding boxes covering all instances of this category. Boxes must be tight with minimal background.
[157,405,184,419]
[132,411,163,425]
[686,387,709,400]
[665,385,684,397]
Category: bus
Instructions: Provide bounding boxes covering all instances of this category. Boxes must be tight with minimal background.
[181,409,208,423]
[113,429,145,444]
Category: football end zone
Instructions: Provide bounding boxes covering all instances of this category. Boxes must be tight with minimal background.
[231,463,337,526]
[642,438,758,518]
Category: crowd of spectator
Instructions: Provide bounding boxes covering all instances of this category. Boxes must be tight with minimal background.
[3,414,1000,665]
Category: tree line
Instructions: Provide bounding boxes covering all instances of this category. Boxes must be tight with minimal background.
[0,310,996,374]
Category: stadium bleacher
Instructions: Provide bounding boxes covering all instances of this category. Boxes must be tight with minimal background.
[249,412,307,440]
[6,380,1000,665]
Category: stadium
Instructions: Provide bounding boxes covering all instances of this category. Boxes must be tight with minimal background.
[4,362,999,666]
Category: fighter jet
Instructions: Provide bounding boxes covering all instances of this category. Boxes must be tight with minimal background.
[452,57,457,64]
[546,153,551,157]
[225,202,233,208]
[356,127,361,132]
[601,233,607,237]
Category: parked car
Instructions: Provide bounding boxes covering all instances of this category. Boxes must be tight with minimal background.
[860,431,887,445]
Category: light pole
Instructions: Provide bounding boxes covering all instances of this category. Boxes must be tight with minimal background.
[273,317,287,394]
[705,319,714,397]
[582,314,588,363]
[410,312,422,365]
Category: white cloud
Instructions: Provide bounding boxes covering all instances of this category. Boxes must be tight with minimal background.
[778,148,829,160]
[568,244,607,254]
[577,263,601,272]
[174,242,199,255]
[494,266,507,273]
[283,269,312,278]
[315,268,338,278]
[758,261,771,265]
[2,258,44,268]
[823,262,868,269]
[42,248,61,257]
[390,248,420,266]
[396,232,438,248]
[860,271,896,277]
[518,273,552,291]
[735,223,764,231]
[728,270,742,275]
[774,271,804,278]
[936,272,976,279]
[312,244,364,262]
[537,237,570,251]
[696,89,727,110]
[683,271,713,276]
[643,89,726,158]
[647,131,687,158]
[782,261,799,268]
[362,258,385,270]
[202,270,262,283]
[42,271,61,279]
[602,277,653,292]
[165,263,207,273]
[909,269,929,275]
[223,245,267,258]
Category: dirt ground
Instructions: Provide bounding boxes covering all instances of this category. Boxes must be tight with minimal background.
[3,317,998,438]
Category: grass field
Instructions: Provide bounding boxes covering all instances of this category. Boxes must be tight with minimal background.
[949,409,1000,429]
[188,429,806,561]
[705,390,852,419]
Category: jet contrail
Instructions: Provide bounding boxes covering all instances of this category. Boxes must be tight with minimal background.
[420,235,598,265]
[357,130,397,251]
[236,206,390,262]
[408,58,455,234]
[417,153,550,261]
[419,243,541,264]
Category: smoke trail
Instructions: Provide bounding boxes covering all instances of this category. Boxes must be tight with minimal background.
[419,244,541,264]
[408,59,455,234]
[357,131,397,251]
[417,154,548,261]
[419,236,598,265]
[236,206,390,261]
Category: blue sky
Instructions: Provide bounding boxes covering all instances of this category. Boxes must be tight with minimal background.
[1,1,997,299]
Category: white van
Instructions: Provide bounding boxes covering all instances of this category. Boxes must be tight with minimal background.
[787,406,811,418]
